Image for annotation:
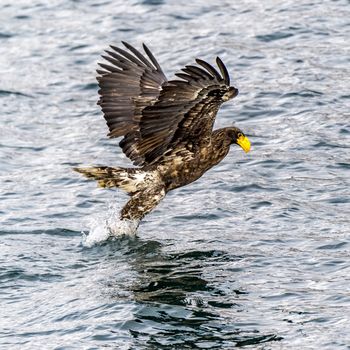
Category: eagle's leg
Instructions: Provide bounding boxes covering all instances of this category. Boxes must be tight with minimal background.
[120,187,166,221]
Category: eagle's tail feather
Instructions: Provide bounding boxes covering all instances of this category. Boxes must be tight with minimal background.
[74,166,142,194]
[75,166,166,221]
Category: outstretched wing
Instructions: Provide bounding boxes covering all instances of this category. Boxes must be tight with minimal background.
[136,57,238,163]
[97,43,237,166]
[96,42,167,164]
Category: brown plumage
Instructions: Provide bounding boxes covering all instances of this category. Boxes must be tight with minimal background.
[75,42,251,225]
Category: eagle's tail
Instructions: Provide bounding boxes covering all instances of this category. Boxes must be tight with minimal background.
[75,166,166,221]
[74,166,146,194]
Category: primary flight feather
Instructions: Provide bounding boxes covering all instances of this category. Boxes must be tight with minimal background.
[75,42,251,225]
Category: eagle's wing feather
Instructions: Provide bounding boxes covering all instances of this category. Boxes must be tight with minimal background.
[137,58,237,163]
[97,42,167,165]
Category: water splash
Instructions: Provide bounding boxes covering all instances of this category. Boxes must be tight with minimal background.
[82,202,139,247]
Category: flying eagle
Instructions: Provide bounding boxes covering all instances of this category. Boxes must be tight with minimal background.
[75,42,251,225]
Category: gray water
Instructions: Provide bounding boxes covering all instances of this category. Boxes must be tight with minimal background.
[1,0,350,349]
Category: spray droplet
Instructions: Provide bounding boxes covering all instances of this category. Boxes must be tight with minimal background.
[82,202,139,247]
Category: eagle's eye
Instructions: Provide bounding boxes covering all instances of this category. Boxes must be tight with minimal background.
[237,132,243,139]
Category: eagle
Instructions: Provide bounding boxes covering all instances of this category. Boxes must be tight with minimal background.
[75,42,251,227]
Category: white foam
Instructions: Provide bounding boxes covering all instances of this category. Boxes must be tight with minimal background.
[82,203,139,248]
[82,217,110,247]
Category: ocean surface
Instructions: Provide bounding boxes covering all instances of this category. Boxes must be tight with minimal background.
[1,0,350,349]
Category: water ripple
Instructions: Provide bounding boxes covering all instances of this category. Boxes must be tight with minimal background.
[1,0,350,348]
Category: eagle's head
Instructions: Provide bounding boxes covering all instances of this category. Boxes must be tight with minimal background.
[229,127,251,153]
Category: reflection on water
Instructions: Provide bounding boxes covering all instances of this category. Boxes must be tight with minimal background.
[100,238,282,348]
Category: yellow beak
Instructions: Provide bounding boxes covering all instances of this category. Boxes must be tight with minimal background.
[237,135,251,153]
